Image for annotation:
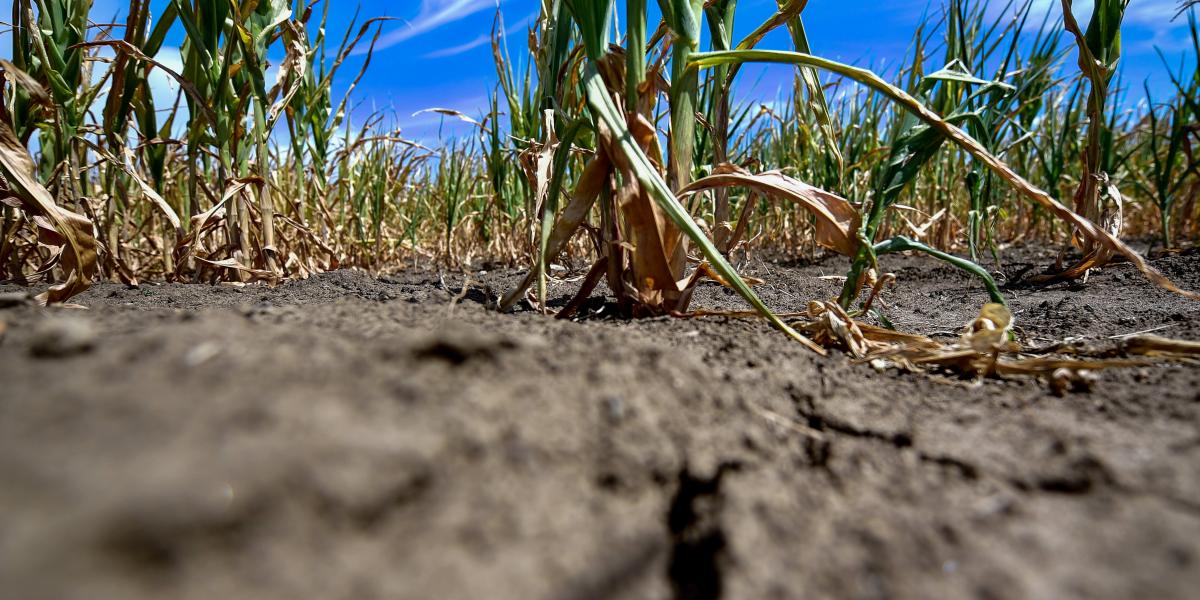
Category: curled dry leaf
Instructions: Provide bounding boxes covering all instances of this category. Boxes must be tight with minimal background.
[0,121,98,304]
[774,302,1177,390]
[0,59,52,106]
[499,151,611,311]
[173,177,263,276]
[962,303,1014,353]
[678,164,861,257]
[801,301,870,357]
[411,108,487,131]
[267,20,310,126]
[604,111,687,311]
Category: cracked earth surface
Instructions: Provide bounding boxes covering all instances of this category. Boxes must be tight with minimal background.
[2,246,1199,599]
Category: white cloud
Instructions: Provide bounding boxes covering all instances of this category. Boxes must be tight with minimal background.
[987,0,1196,57]
[425,34,491,58]
[146,46,188,122]
[424,11,536,59]
[992,0,1189,28]
[368,0,502,53]
[987,0,1093,25]
[1125,0,1187,25]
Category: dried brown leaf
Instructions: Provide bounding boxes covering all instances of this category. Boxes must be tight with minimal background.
[267,20,309,125]
[1119,335,1200,358]
[0,59,51,106]
[604,113,686,310]
[194,257,277,280]
[173,178,261,274]
[0,121,97,304]
[499,152,611,311]
[679,165,861,257]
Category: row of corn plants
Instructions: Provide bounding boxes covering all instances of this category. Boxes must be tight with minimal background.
[0,0,1197,323]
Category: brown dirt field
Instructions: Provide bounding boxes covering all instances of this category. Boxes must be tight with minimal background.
[1,245,1199,599]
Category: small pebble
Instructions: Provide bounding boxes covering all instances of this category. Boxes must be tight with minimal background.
[29,316,97,358]
[183,342,221,368]
[604,395,625,423]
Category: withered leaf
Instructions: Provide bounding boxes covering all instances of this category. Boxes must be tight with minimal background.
[679,164,861,257]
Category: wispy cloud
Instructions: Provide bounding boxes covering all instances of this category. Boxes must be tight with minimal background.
[987,0,1195,55]
[993,0,1190,27]
[1125,0,1190,25]
[371,0,502,53]
[423,11,536,59]
[425,34,491,59]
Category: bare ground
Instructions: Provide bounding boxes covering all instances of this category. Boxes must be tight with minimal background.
[1,245,1199,599]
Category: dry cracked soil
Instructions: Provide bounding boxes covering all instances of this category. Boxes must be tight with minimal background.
[1,245,1199,599]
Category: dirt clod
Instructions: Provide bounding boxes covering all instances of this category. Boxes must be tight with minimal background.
[413,324,519,364]
[0,291,33,308]
[28,315,97,358]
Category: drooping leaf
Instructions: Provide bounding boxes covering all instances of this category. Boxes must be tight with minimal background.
[679,164,861,257]
[0,120,97,304]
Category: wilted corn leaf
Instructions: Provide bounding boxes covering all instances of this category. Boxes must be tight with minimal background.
[76,138,183,238]
[782,302,1183,389]
[0,120,97,304]
[173,177,262,275]
[0,59,52,106]
[577,60,825,353]
[604,112,688,310]
[528,110,559,312]
[411,108,487,131]
[1039,334,1200,360]
[499,152,611,311]
[679,164,861,256]
[267,19,309,125]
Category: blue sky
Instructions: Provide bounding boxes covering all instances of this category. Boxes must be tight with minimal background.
[2,0,1197,141]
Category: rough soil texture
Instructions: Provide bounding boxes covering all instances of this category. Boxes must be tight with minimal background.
[2,245,1199,600]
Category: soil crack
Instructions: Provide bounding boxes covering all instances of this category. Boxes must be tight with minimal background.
[791,391,913,449]
[916,452,980,480]
[666,464,735,600]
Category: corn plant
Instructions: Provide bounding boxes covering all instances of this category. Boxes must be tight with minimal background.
[1135,13,1200,248]
[1050,0,1128,277]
